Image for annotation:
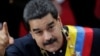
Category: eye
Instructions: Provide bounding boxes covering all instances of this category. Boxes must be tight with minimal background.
[49,25,54,28]
[35,31,43,35]
[48,25,54,31]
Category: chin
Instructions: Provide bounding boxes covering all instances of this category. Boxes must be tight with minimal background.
[44,42,62,52]
[46,47,58,52]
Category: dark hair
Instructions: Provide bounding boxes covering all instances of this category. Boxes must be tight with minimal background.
[23,0,58,31]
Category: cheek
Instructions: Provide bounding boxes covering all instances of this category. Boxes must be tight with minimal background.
[53,27,62,38]
[32,34,43,43]
[53,25,63,40]
[34,37,44,48]
[54,25,62,35]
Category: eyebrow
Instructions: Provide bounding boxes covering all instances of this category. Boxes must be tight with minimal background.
[32,21,54,32]
[33,28,40,32]
[47,21,54,26]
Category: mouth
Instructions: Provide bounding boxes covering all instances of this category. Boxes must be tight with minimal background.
[45,42,56,48]
[43,38,57,46]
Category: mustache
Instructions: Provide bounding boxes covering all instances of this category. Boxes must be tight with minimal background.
[43,38,57,46]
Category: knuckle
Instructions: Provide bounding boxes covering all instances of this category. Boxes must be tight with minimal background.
[0,40,9,47]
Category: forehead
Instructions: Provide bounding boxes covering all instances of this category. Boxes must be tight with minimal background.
[29,14,57,29]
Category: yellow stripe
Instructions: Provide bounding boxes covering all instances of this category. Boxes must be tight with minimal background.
[65,25,77,56]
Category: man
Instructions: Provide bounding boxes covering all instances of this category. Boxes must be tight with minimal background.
[0,0,100,56]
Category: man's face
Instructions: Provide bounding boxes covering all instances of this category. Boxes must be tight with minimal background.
[29,14,63,52]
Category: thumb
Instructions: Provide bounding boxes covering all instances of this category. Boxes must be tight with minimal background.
[9,37,14,45]
[2,22,9,34]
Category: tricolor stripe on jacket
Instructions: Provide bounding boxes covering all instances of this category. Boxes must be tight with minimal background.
[64,25,100,56]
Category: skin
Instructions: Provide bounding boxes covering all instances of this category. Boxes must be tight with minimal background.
[29,13,63,52]
[0,22,14,56]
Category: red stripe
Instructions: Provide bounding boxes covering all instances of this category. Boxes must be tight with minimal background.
[82,27,93,56]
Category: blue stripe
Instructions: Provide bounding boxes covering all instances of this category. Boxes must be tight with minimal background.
[75,26,85,56]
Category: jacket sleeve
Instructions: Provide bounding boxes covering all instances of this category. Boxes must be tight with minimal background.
[5,45,22,56]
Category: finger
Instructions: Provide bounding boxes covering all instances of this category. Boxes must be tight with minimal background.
[2,22,9,35]
[9,37,14,45]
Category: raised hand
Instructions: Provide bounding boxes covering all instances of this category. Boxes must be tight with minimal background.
[0,22,14,56]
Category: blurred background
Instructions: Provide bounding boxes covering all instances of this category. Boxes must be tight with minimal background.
[0,0,100,39]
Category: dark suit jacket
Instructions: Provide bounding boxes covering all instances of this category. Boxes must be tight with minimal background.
[5,26,100,56]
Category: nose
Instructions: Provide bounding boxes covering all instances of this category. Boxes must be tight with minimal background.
[43,31,52,41]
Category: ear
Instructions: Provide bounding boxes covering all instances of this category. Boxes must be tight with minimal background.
[29,31,32,36]
[57,15,63,28]
[29,31,32,34]
[30,31,34,39]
